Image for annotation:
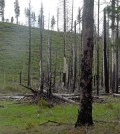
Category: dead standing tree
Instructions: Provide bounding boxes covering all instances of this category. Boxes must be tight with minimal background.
[111,0,116,93]
[103,8,109,93]
[107,0,119,93]
[58,0,73,87]
[24,0,32,87]
[75,0,94,126]
[116,0,119,93]
[45,14,51,96]
[63,0,68,86]
[96,0,100,95]
[72,21,77,92]
[39,3,44,94]
[24,1,36,88]
[57,7,60,31]
[77,7,82,91]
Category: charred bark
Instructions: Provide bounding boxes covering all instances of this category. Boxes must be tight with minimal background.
[73,21,77,92]
[39,3,44,93]
[63,0,68,86]
[104,8,109,93]
[116,0,119,93]
[75,0,94,127]
[96,0,100,96]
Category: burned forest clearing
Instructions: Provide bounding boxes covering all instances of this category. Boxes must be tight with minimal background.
[0,0,120,133]
[0,21,119,134]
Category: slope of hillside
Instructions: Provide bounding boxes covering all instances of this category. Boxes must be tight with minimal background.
[0,22,75,91]
[0,22,107,93]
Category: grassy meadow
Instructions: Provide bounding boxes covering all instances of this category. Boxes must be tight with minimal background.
[0,96,120,134]
[0,22,104,93]
[0,22,65,91]
[0,22,119,134]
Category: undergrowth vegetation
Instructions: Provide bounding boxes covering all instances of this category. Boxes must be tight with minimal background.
[0,96,120,134]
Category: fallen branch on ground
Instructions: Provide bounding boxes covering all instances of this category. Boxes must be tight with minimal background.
[39,120,74,126]
[20,84,38,96]
[94,120,120,124]
[20,85,78,104]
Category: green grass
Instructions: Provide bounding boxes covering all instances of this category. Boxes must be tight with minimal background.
[0,100,77,134]
[0,22,82,92]
[0,96,120,134]
[0,101,77,126]
[0,22,107,93]
[0,21,119,93]
[93,100,120,121]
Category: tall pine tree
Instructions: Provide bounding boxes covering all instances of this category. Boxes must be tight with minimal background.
[14,0,20,24]
[0,0,5,22]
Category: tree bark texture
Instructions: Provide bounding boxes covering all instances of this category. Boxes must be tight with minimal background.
[104,8,109,93]
[63,0,68,86]
[111,0,116,93]
[96,0,100,96]
[75,0,94,127]
[116,0,119,93]
[39,3,44,93]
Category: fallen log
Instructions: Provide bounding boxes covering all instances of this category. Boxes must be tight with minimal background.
[43,90,78,105]
[67,96,80,100]
[20,86,78,105]
[113,94,120,97]
[54,93,79,97]
[52,93,78,105]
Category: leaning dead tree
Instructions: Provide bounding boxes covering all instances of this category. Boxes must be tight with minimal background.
[75,0,94,126]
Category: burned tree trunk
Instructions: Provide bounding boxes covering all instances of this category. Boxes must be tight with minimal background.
[28,0,31,87]
[96,0,100,95]
[103,8,109,93]
[53,51,57,92]
[75,0,94,127]
[48,36,52,98]
[63,0,68,86]
[73,21,77,92]
[39,3,44,93]
[116,0,119,93]
[111,0,116,93]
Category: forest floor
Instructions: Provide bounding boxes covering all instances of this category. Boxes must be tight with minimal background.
[0,94,120,134]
